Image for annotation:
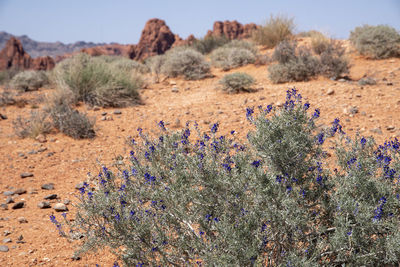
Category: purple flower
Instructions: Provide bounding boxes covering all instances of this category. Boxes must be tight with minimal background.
[312,109,320,119]
[211,123,219,134]
[303,103,310,110]
[158,120,166,131]
[251,160,261,168]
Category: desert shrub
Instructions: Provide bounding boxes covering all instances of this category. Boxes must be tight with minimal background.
[51,88,400,266]
[161,48,210,80]
[106,57,150,74]
[144,55,166,83]
[252,15,294,48]
[210,41,258,71]
[13,111,52,138]
[9,70,49,91]
[319,40,350,79]
[311,33,331,55]
[191,35,229,54]
[269,41,348,83]
[53,53,142,107]
[269,43,320,83]
[0,68,20,85]
[350,24,400,59]
[0,90,16,106]
[219,72,255,93]
[48,103,95,139]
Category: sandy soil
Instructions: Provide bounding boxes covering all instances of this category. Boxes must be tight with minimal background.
[0,42,400,266]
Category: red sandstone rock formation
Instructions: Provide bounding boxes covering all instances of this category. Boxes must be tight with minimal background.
[31,56,55,71]
[0,37,55,71]
[206,20,258,40]
[0,37,32,70]
[132,18,175,60]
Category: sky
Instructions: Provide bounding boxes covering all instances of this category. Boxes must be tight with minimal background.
[0,0,399,44]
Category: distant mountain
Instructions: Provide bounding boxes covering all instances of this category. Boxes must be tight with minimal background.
[0,31,107,58]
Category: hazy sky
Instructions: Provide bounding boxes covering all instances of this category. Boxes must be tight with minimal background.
[0,0,399,44]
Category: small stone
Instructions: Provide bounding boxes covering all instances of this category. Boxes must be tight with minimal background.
[171,86,179,93]
[338,78,346,82]
[75,182,84,189]
[35,134,47,143]
[20,173,33,178]
[101,112,107,116]
[17,235,23,241]
[2,238,11,243]
[275,101,283,107]
[0,114,7,120]
[169,80,177,85]
[113,110,122,115]
[326,88,335,95]
[259,96,266,100]
[12,202,24,209]
[37,201,51,209]
[358,77,376,86]
[3,191,14,197]
[387,82,393,86]
[387,125,396,131]
[44,194,57,200]
[349,106,358,114]
[41,183,54,190]
[17,217,28,223]
[18,153,25,157]
[27,150,38,155]
[0,245,9,252]
[46,152,55,157]
[93,106,101,111]
[5,197,14,204]
[13,188,26,195]
[63,199,70,205]
[3,231,11,236]
[0,204,7,210]
[100,116,106,121]
[53,203,68,212]
[37,147,47,153]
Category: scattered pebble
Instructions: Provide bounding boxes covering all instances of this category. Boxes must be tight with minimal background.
[0,114,8,120]
[3,230,11,236]
[171,86,179,93]
[41,183,54,190]
[75,182,85,189]
[20,173,34,179]
[12,202,24,209]
[0,245,9,252]
[44,194,57,200]
[35,134,47,143]
[113,110,122,115]
[2,238,11,243]
[93,106,101,111]
[0,204,7,210]
[387,125,396,131]
[326,88,335,95]
[5,197,14,204]
[13,188,27,195]
[3,191,14,197]
[63,199,70,205]
[53,203,68,212]
[17,217,28,223]
[37,201,51,209]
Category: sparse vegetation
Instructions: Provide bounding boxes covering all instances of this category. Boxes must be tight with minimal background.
[210,40,258,70]
[48,103,95,139]
[310,32,331,54]
[268,40,349,83]
[13,111,52,138]
[219,72,255,93]
[106,57,150,74]
[191,35,229,54]
[9,70,49,91]
[350,24,400,59]
[52,53,142,107]
[0,68,20,85]
[145,55,166,83]
[161,48,210,80]
[252,15,294,48]
[52,89,400,266]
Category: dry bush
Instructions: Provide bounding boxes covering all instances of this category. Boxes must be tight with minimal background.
[350,24,400,59]
[310,33,331,55]
[53,53,142,107]
[219,72,255,93]
[252,15,294,48]
[319,40,350,79]
[161,48,210,80]
[145,55,167,83]
[10,70,49,91]
[210,40,258,70]
[0,68,20,85]
[13,111,52,138]
[190,35,230,54]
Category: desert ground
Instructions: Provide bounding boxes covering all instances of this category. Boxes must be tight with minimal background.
[0,41,400,266]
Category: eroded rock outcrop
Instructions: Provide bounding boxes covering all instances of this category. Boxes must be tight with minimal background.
[0,37,32,70]
[206,20,258,40]
[31,56,55,71]
[132,18,176,60]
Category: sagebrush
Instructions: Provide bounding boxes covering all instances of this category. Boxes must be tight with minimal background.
[210,40,258,70]
[219,72,255,93]
[350,24,400,59]
[52,88,400,266]
[10,70,49,91]
[252,15,294,48]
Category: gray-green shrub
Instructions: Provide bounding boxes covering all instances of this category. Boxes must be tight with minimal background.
[350,24,400,59]
[319,40,350,79]
[191,35,230,54]
[210,40,258,70]
[106,57,150,74]
[51,88,400,266]
[53,53,142,107]
[13,111,52,138]
[219,72,255,93]
[10,70,49,91]
[252,15,294,48]
[144,55,167,83]
[161,48,210,80]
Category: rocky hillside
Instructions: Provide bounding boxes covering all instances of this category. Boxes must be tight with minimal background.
[0,31,105,58]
